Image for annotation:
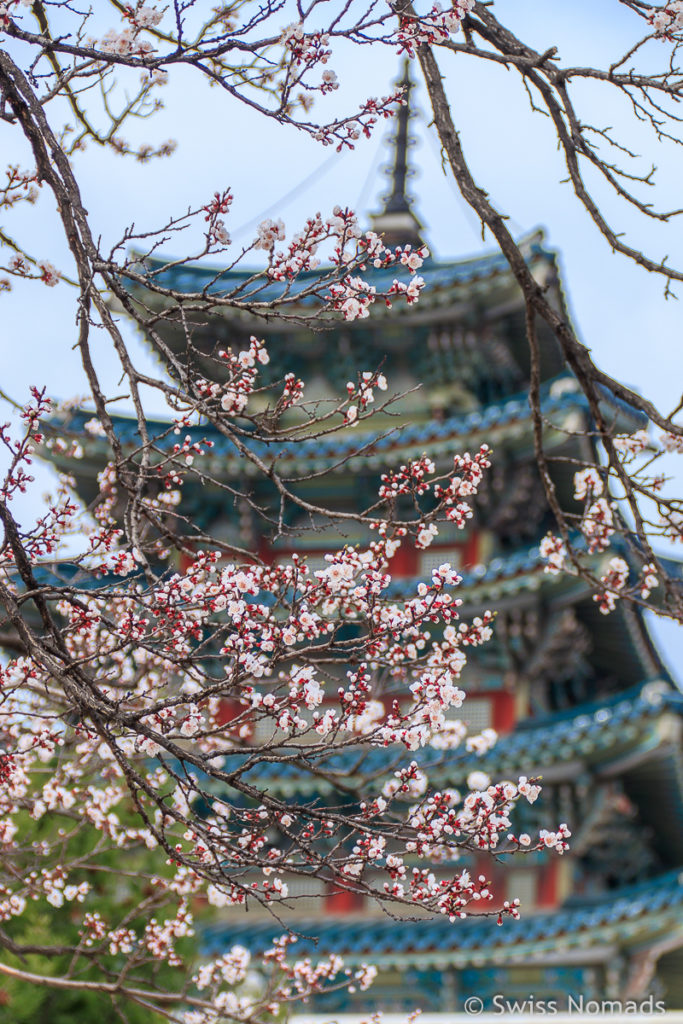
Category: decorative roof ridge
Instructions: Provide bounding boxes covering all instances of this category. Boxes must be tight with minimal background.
[514,678,677,730]
[23,537,683,608]
[202,866,683,960]
[43,369,648,473]
[128,228,552,298]
[209,676,681,795]
[42,372,592,462]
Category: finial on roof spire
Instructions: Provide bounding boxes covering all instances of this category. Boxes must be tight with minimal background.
[369,59,425,249]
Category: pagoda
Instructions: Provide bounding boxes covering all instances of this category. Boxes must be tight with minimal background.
[42,66,683,1014]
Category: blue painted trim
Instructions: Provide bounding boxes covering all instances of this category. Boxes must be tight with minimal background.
[202,867,683,957]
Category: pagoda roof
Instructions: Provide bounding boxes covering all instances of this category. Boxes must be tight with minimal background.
[17,559,683,851]
[386,538,566,604]
[27,541,683,600]
[43,373,645,484]
[22,544,680,691]
[206,679,682,800]
[18,546,679,770]
[128,231,554,314]
[202,867,683,969]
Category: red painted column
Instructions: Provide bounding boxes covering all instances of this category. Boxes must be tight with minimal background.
[325,885,364,914]
[462,531,479,569]
[537,861,558,908]
[388,544,418,578]
[492,692,516,733]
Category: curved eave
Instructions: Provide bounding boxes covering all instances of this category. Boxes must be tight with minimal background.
[16,540,586,617]
[211,681,682,799]
[389,543,566,604]
[23,531,678,652]
[12,539,619,601]
[202,868,683,969]
[41,369,647,485]
[125,232,553,317]
[22,539,674,661]
[40,377,598,484]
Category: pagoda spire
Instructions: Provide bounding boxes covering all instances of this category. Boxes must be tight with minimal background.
[369,59,425,249]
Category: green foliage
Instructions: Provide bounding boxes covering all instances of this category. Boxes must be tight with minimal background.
[1,759,197,1023]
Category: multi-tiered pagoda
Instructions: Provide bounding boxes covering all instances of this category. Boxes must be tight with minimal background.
[43,68,683,1014]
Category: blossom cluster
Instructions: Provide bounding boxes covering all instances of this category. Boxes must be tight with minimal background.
[1,250,60,290]
[311,91,405,150]
[345,370,389,423]
[593,556,630,614]
[0,0,31,32]
[650,2,683,35]
[191,336,270,418]
[0,383,569,1011]
[539,422,681,612]
[539,532,567,575]
[99,4,163,56]
[395,1,475,55]
[257,207,427,321]
[1,164,39,208]
[203,189,234,247]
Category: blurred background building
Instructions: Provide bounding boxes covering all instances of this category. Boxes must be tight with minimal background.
[44,64,683,1016]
